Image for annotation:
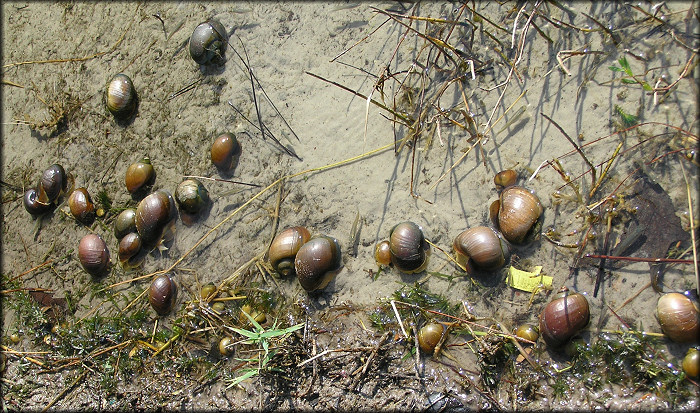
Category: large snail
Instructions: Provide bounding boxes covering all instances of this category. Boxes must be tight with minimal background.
[68,187,96,225]
[125,157,156,195]
[295,235,342,292]
[175,178,210,217]
[210,132,241,172]
[135,190,177,249]
[490,186,543,244]
[539,286,590,347]
[269,226,311,276]
[656,292,699,343]
[149,274,177,316]
[389,221,430,273]
[78,233,110,277]
[453,226,510,272]
[189,19,227,65]
[106,73,137,120]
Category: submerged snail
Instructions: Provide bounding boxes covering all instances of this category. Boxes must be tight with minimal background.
[295,235,342,292]
[68,187,96,225]
[78,233,110,277]
[106,73,137,119]
[118,232,143,267]
[683,348,700,378]
[269,226,311,276]
[23,188,52,216]
[418,322,446,354]
[135,190,177,249]
[114,208,137,240]
[374,240,392,267]
[189,19,227,65]
[389,221,430,273]
[175,178,210,215]
[490,186,543,244]
[125,157,156,195]
[37,164,69,206]
[210,132,241,172]
[494,169,517,190]
[539,286,590,347]
[453,226,510,273]
[149,274,177,316]
[656,292,699,343]
[514,324,539,342]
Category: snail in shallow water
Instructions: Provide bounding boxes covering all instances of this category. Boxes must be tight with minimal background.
[389,221,430,273]
[453,226,510,273]
[490,186,543,244]
[189,19,228,65]
[682,347,700,378]
[118,232,144,268]
[493,169,517,190]
[149,274,177,316]
[210,132,241,172]
[539,286,590,347]
[295,235,342,292]
[135,190,177,249]
[125,157,155,195]
[114,208,137,240]
[269,226,311,277]
[106,73,137,119]
[656,292,699,343]
[374,240,391,267]
[418,322,446,354]
[175,178,210,216]
[68,187,96,225]
[78,233,110,277]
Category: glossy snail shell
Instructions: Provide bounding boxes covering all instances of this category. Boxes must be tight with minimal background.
[189,19,227,65]
[494,169,517,189]
[418,322,445,354]
[491,186,543,244]
[106,73,137,119]
[210,132,241,172]
[514,324,539,342]
[453,226,510,272]
[23,188,51,216]
[135,190,177,249]
[219,336,233,357]
[125,157,156,195]
[682,348,700,378]
[389,221,430,273]
[37,164,68,205]
[118,232,143,267]
[68,187,96,225]
[175,178,210,215]
[656,292,699,343]
[149,274,177,316]
[114,208,137,240]
[294,235,342,292]
[374,240,391,267]
[78,233,110,277]
[539,286,590,347]
[269,226,311,277]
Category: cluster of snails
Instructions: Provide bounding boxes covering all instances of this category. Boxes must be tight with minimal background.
[268,226,342,292]
[374,221,431,274]
[23,164,72,217]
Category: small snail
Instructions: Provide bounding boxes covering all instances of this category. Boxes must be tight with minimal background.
[514,324,539,342]
[453,226,510,272]
[656,292,699,343]
[106,73,137,119]
[68,187,96,225]
[175,178,210,215]
[269,226,311,276]
[114,208,137,240]
[295,235,342,292]
[418,322,445,354]
[37,164,69,205]
[200,283,217,301]
[539,286,590,347]
[219,336,233,357]
[125,157,156,195]
[490,186,543,244]
[118,232,143,267]
[135,190,177,249]
[210,132,241,172]
[148,274,177,316]
[23,188,51,216]
[389,221,430,273]
[494,169,517,190]
[240,304,267,325]
[189,19,227,65]
[682,348,700,378]
[78,233,110,277]
[374,240,391,267]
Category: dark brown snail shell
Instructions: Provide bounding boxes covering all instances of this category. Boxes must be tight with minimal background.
[210,132,240,171]
[114,208,137,240]
[418,322,445,354]
[453,226,510,272]
[106,73,137,119]
[135,190,177,249]
[125,157,155,195]
[78,233,110,277]
[374,240,391,267]
[389,221,430,273]
[148,274,177,316]
[294,235,342,292]
[118,232,143,267]
[23,188,52,216]
[490,186,543,244]
[175,178,210,215]
[269,226,311,276]
[37,164,68,205]
[68,187,96,225]
[189,19,227,65]
[494,169,517,189]
[656,292,699,343]
[539,286,590,347]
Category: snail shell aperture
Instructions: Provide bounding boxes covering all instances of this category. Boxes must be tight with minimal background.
[78,233,110,277]
[106,73,137,119]
[539,286,590,347]
[491,186,543,244]
[23,188,51,216]
[294,235,342,292]
[389,221,430,273]
[189,19,227,65]
[148,274,177,316]
[453,226,510,272]
[68,187,96,225]
[210,132,241,172]
[125,157,156,195]
[269,226,311,277]
[135,190,177,249]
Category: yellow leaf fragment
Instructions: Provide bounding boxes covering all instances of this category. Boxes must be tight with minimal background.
[506,265,552,292]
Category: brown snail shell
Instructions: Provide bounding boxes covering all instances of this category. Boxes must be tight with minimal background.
[418,322,445,354]
[494,169,517,189]
[210,132,241,171]
[68,187,96,225]
[125,157,156,195]
[539,286,590,347]
[23,188,52,216]
[294,235,342,292]
[219,336,233,357]
[78,233,110,277]
[175,178,210,215]
[135,190,177,249]
[682,348,700,378]
[149,274,177,316]
[269,226,311,277]
[114,208,137,240]
[37,164,69,205]
[491,186,543,244]
[656,292,699,343]
[389,221,430,273]
[106,73,137,119]
[118,232,143,267]
[374,240,391,267]
[453,226,510,272]
[189,19,227,65]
